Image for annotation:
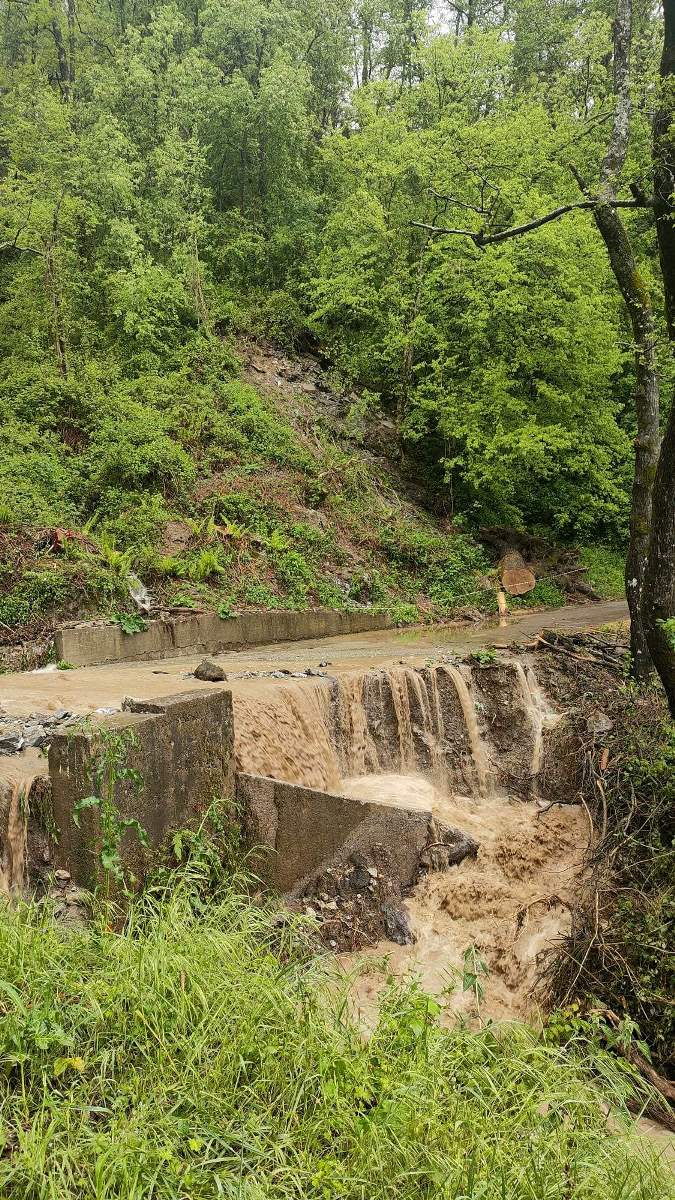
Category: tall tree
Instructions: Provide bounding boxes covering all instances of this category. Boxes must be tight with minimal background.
[409,0,660,678]
[641,0,675,715]
[571,0,659,682]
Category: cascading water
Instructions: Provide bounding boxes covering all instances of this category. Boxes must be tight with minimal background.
[0,766,40,896]
[442,665,491,796]
[233,661,525,800]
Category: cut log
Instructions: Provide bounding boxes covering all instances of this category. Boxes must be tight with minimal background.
[500,550,536,596]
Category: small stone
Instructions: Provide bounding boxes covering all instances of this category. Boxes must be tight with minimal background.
[586,710,614,736]
[54,869,71,883]
[194,659,227,682]
[24,725,49,748]
[383,904,415,946]
[0,733,23,755]
[367,866,378,879]
[349,866,371,892]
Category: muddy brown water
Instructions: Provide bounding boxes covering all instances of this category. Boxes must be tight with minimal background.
[340,774,589,1025]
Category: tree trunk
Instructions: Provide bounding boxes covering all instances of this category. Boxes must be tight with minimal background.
[590,205,660,681]
[580,0,660,680]
[641,0,675,714]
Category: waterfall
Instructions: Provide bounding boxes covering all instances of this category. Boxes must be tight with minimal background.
[442,665,491,796]
[0,768,39,896]
[233,662,500,799]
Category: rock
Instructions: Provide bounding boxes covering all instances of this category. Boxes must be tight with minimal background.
[24,725,48,748]
[587,710,614,736]
[159,519,193,557]
[382,904,415,946]
[0,731,24,755]
[349,865,372,892]
[54,869,71,884]
[194,659,227,682]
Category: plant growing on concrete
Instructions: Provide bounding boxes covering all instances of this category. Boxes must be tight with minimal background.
[113,612,149,635]
[73,726,148,893]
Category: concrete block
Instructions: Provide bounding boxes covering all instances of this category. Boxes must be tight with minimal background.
[51,608,393,668]
[49,690,235,889]
[236,773,431,895]
[54,623,123,667]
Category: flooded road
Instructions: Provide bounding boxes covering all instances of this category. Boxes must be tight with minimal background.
[0,600,627,718]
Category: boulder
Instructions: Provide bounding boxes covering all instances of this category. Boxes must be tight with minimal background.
[194,659,227,682]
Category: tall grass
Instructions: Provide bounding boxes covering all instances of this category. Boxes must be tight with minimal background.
[0,883,671,1199]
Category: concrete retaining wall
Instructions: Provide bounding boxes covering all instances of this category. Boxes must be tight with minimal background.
[236,772,432,895]
[53,608,392,668]
[49,689,234,889]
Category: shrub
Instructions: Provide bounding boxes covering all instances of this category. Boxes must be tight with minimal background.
[0,570,74,627]
[511,578,566,608]
[82,404,196,503]
[241,582,279,608]
[581,545,626,600]
[0,425,80,526]
[275,550,315,601]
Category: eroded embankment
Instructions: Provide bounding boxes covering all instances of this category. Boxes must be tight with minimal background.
[231,658,588,1024]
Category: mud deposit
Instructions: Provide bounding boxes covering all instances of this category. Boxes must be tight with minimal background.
[342,773,588,1025]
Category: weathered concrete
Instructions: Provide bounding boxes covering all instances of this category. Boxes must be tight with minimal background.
[53,609,392,668]
[236,772,432,895]
[49,689,234,889]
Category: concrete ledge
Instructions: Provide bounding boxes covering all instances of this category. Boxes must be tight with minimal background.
[53,608,392,668]
[237,772,431,895]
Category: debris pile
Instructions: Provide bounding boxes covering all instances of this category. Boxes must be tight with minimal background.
[298,821,479,952]
[0,709,81,755]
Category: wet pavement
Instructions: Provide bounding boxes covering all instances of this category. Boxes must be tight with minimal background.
[0,600,627,719]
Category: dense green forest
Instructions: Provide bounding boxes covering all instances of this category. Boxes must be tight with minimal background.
[2,0,670,639]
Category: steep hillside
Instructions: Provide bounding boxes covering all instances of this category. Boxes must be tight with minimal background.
[0,339,625,653]
[0,341,487,645]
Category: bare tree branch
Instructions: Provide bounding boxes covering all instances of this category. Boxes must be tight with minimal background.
[411,197,645,245]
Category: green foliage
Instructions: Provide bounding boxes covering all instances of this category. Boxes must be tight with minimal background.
[0,0,654,632]
[388,602,420,625]
[275,550,315,602]
[471,648,497,666]
[0,885,670,1197]
[240,582,280,609]
[73,726,148,892]
[0,571,74,628]
[581,546,626,600]
[178,548,228,583]
[112,612,148,635]
[511,577,567,609]
[548,704,675,1073]
[656,617,675,653]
